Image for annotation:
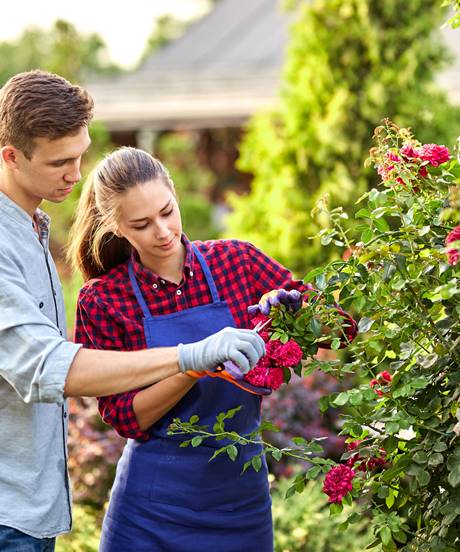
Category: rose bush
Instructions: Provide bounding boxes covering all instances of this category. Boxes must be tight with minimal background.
[170,121,460,551]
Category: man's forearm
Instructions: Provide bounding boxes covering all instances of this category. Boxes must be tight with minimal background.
[63,347,180,397]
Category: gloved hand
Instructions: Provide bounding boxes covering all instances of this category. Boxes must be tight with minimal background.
[177,327,265,374]
[247,289,303,316]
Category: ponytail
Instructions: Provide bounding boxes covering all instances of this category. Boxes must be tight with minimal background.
[66,169,130,281]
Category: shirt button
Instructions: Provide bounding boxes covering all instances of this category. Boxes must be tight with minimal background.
[176,290,182,296]
[153,283,158,289]
[190,271,194,277]
[160,279,165,284]
[39,302,44,308]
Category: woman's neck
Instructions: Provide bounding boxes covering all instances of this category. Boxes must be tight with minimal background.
[140,244,186,285]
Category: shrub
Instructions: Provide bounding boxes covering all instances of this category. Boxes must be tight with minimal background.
[272,477,377,551]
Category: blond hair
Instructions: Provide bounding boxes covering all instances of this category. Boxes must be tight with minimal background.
[67,147,174,280]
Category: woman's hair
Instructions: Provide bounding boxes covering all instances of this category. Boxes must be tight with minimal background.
[67,147,175,281]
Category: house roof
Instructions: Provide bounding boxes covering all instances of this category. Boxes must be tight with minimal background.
[87,0,460,132]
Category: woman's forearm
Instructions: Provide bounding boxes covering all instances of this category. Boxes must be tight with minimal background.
[133,374,197,430]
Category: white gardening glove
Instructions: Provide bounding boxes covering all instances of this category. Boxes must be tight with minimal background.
[177,327,265,374]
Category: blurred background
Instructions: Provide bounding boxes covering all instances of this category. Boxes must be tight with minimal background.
[2,1,459,549]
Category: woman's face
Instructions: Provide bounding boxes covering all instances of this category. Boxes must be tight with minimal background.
[115,180,183,267]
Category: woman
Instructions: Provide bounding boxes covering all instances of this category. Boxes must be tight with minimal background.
[68,147,329,551]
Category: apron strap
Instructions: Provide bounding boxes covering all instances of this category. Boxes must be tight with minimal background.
[128,261,152,318]
[128,243,222,318]
[191,244,221,303]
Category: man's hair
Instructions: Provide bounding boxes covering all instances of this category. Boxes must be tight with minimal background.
[0,70,94,159]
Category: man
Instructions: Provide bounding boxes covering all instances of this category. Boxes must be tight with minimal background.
[0,70,265,551]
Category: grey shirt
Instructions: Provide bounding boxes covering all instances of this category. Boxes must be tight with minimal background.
[0,191,81,538]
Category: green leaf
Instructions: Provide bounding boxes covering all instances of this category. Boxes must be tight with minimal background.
[329,502,343,515]
[191,436,204,447]
[413,451,428,464]
[386,490,396,509]
[386,422,400,434]
[380,526,392,546]
[428,453,444,467]
[189,415,199,424]
[316,273,327,291]
[251,455,262,472]
[374,217,390,232]
[333,392,349,406]
[310,317,322,337]
[331,338,341,350]
[271,449,282,461]
[226,445,238,461]
[303,267,324,283]
[356,208,371,219]
[292,437,307,446]
[358,317,375,333]
[448,469,460,488]
[416,469,430,486]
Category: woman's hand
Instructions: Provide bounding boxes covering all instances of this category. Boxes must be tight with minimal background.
[177,327,266,375]
[247,289,303,316]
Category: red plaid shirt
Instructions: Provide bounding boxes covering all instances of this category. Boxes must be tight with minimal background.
[74,237,311,440]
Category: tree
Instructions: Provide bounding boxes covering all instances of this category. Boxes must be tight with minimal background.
[225,0,460,275]
[443,0,460,27]
[0,19,120,85]
[138,0,217,65]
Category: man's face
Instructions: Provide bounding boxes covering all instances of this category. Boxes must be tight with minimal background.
[13,126,91,207]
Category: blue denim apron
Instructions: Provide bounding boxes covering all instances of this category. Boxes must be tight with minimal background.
[99,244,273,552]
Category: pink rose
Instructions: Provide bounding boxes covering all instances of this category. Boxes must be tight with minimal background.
[446,227,460,266]
[419,144,450,167]
[244,360,285,390]
[322,464,355,504]
[268,339,303,367]
[400,144,421,159]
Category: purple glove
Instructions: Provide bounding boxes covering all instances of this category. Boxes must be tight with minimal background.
[248,289,303,317]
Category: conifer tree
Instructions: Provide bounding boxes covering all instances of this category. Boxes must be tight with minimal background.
[226,0,460,274]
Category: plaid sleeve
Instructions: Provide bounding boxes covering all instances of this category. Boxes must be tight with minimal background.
[243,242,357,346]
[74,287,150,440]
[242,241,312,297]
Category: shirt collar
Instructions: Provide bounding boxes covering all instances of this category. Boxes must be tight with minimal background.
[130,233,195,286]
[0,191,50,240]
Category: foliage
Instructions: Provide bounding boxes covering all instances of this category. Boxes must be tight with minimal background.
[169,122,460,550]
[262,371,346,477]
[0,20,120,85]
[226,0,460,275]
[271,477,377,551]
[55,504,101,552]
[156,131,219,240]
[442,0,460,27]
[309,122,460,551]
[67,398,124,507]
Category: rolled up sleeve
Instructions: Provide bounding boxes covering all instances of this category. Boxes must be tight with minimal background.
[0,262,81,404]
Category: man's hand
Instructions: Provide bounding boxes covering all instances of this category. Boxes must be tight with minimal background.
[248,289,303,316]
[177,327,265,374]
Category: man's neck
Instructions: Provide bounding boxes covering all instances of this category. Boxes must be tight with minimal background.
[0,171,40,217]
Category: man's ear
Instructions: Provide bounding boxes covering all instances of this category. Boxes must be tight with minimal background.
[0,145,21,169]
